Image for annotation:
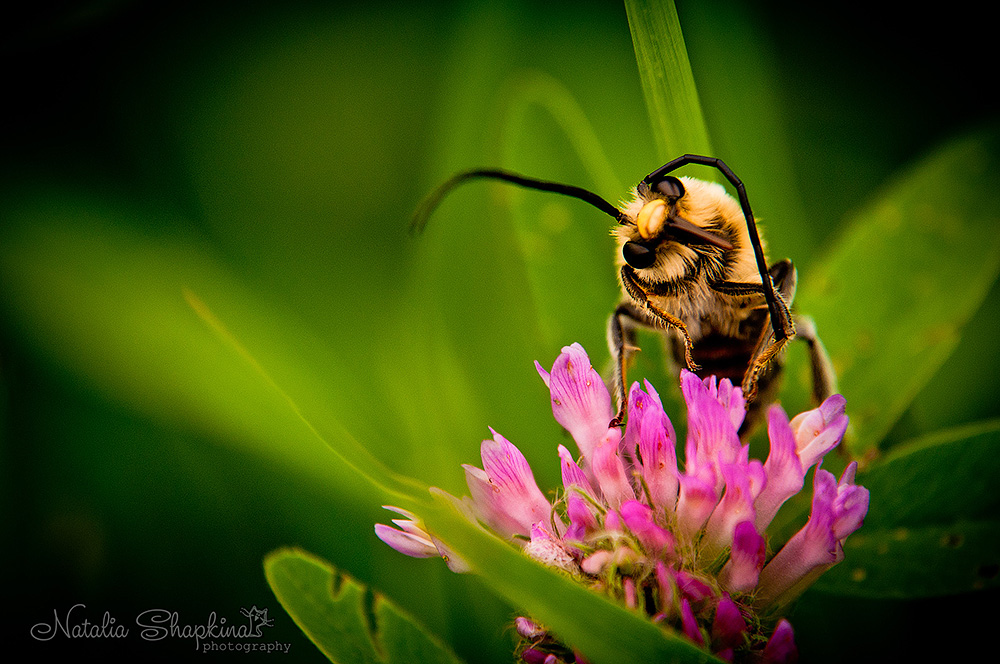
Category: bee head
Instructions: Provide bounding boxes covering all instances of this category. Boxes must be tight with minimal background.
[621,175,733,270]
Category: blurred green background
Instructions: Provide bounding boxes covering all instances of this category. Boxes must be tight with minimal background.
[2,0,997,661]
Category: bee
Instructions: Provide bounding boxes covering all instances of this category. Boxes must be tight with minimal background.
[413,155,836,433]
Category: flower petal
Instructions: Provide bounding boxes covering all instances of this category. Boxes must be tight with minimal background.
[637,390,679,512]
[375,503,470,572]
[539,343,614,462]
[655,560,676,616]
[789,394,848,469]
[755,405,805,532]
[719,520,766,593]
[704,461,759,557]
[581,549,613,575]
[712,593,747,652]
[701,374,746,431]
[676,466,719,541]
[559,444,598,541]
[681,371,744,489]
[524,523,580,574]
[374,523,438,558]
[623,576,638,609]
[463,431,552,539]
[679,598,704,645]
[622,381,650,465]
[591,428,635,509]
[756,469,843,607]
[620,499,675,558]
[515,617,546,639]
[558,444,596,498]
[833,462,869,539]
[675,570,715,605]
[762,619,798,664]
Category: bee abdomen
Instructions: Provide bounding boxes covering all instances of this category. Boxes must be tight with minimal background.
[672,332,784,437]
[683,333,756,383]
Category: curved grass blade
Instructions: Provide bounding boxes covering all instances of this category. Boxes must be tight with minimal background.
[0,197,425,506]
[495,72,625,350]
[500,71,625,196]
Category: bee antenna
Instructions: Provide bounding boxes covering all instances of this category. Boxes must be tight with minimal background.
[411,168,625,235]
[644,154,791,342]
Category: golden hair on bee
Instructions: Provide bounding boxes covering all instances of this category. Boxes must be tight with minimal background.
[413,155,836,435]
[616,176,762,292]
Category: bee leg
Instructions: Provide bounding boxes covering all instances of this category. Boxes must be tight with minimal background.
[710,259,796,306]
[770,258,797,304]
[620,266,700,372]
[738,259,799,402]
[608,302,644,427]
[742,293,794,402]
[794,314,838,403]
[643,301,700,372]
[743,336,790,402]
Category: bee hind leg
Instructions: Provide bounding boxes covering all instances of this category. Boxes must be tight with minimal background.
[794,314,838,404]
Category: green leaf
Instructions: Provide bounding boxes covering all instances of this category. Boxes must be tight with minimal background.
[897,281,1000,437]
[624,0,713,159]
[793,128,1000,454]
[811,520,1000,598]
[810,420,1000,597]
[421,495,723,664]
[264,548,466,664]
[860,419,1000,530]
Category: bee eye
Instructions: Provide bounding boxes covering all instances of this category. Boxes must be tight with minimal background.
[623,241,656,269]
[652,175,685,200]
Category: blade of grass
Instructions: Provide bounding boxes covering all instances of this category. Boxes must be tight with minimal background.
[624,0,713,160]
[500,71,625,196]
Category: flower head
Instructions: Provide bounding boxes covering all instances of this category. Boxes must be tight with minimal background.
[376,344,867,663]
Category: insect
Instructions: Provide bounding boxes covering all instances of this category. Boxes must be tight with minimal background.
[413,155,836,433]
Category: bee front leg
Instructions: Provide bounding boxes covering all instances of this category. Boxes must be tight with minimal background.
[607,302,644,427]
[644,302,700,372]
[743,291,794,402]
[619,266,700,373]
